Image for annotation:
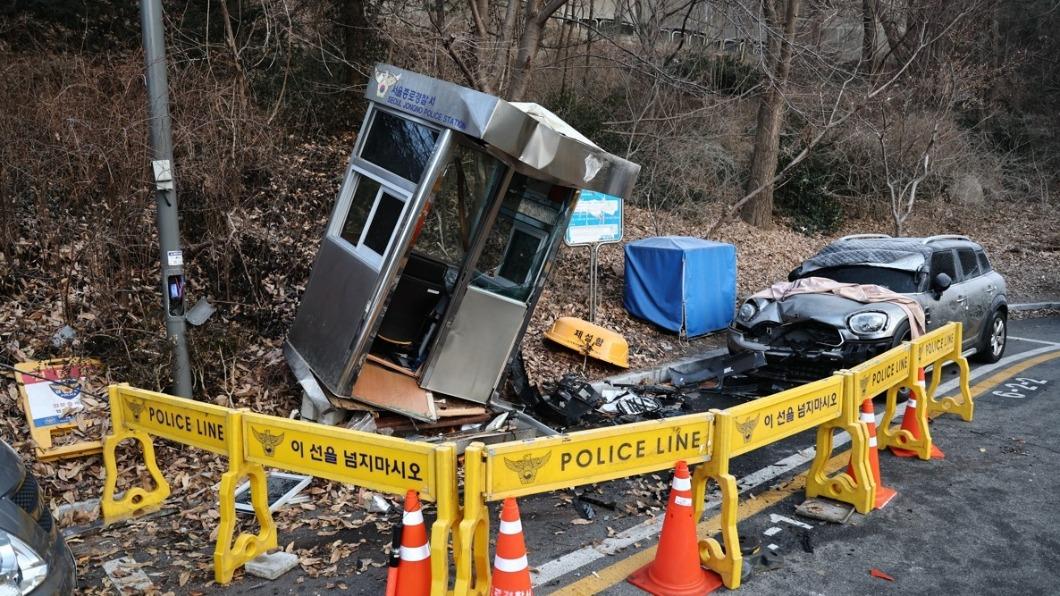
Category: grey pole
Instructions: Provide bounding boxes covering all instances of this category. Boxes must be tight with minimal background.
[141,0,193,397]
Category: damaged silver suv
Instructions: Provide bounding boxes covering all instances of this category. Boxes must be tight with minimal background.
[728,234,1008,378]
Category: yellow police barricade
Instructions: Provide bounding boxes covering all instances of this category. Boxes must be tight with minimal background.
[239,412,459,596]
[878,323,973,459]
[456,415,715,595]
[100,385,276,584]
[690,374,863,589]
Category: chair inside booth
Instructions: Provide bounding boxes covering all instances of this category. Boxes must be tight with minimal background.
[370,142,506,372]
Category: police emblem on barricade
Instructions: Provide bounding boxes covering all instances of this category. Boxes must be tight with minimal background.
[252,427,285,456]
[128,399,145,421]
[736,414,759,442]
[504,452,551,485]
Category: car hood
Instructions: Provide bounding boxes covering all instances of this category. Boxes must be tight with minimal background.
[743,293,909,332]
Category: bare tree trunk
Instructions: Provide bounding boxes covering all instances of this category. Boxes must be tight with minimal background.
[341,0,369,85]
[508,0,570,101]
[741,0,801,228]
[862,0,878,73]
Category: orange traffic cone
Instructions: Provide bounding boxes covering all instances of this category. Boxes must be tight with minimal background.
[628,461,723,596]
[490,498,533,596]
[891,368,945,459]
[393,490,431,596]
[848,398,898,509]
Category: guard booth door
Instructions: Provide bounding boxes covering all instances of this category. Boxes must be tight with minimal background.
[288,108,451,395]
[420,175,575,402]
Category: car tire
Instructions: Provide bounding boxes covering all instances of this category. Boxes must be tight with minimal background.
[973,309,1007,363]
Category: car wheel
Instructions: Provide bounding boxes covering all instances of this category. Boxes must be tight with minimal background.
[973,309,1007,363]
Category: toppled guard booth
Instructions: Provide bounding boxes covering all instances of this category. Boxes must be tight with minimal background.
[287,65,640,422]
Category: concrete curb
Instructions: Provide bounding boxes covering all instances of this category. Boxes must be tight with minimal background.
[1011,302,1060,312]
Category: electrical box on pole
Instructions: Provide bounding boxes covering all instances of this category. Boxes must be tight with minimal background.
[141,0,193,397]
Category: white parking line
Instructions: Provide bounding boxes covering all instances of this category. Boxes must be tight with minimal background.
[1009,336,1060,346]
[531,343,1060,587]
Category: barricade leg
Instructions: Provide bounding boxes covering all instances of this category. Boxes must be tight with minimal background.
[692,415,742,590]
[693,462,742,590]
[925,357,974,422]
[454,443,491,596]
[878,384,935,460]
[430,443,458,596]
[806,421,874,514]
[215,462,277,584]
[215,410,277,584]
[101,386,170,523]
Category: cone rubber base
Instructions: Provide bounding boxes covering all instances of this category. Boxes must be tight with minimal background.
[890,444,945,459]
[874,485,898,510]
[627,562,723,596]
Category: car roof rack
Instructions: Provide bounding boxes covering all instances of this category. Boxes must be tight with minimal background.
[838,233,892,241]
[921,235,971,244]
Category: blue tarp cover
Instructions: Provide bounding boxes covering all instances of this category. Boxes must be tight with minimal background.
[623,237,736,337]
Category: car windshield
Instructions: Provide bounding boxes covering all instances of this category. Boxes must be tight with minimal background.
[802,265,921,293]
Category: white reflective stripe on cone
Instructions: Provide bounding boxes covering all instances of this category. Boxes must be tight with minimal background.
[499,519,523,535]
[493,554,529,573]
[860,412,875,423]
[400,543,431,562]
[868,437,878,448]
[403,509,425,526]
[674,496,693,507]
[671,476,692,491]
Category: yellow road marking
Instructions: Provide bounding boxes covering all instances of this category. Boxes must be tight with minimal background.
[551,349,1060,595]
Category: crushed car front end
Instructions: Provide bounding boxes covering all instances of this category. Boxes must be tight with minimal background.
[728,293,910,378]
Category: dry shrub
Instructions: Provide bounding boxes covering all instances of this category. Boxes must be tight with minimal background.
[0,50,286,391]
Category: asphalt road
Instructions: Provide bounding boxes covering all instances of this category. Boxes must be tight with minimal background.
[74,315,1060,594]
[543,315,1060,595]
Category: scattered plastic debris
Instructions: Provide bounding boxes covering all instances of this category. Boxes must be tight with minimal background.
[870,568,896,581]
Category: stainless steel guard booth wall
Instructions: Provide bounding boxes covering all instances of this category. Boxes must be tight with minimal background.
[286,64,641,421]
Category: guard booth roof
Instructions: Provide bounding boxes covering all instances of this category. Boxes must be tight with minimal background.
[368,64,641,200]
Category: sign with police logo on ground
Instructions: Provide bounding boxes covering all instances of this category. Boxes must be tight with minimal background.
[484,414,714,499]
[726,375,844,457]
[241,412,437,499]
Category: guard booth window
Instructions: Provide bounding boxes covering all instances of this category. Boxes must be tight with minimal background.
[472,174,574,302]
[360,110,438,183]
[413,144,506,268]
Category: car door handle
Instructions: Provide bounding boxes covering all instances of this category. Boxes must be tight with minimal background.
[955,296,966,304]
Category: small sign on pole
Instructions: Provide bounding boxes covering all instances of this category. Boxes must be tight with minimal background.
[564,191,623,246]
[564,191,624,322]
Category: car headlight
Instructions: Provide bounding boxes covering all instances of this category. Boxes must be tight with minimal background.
[848,311,889,335]
[737,301,758,322]
[0,531,48,595]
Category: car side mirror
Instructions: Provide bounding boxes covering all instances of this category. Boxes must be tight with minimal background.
[932,272,952,295]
